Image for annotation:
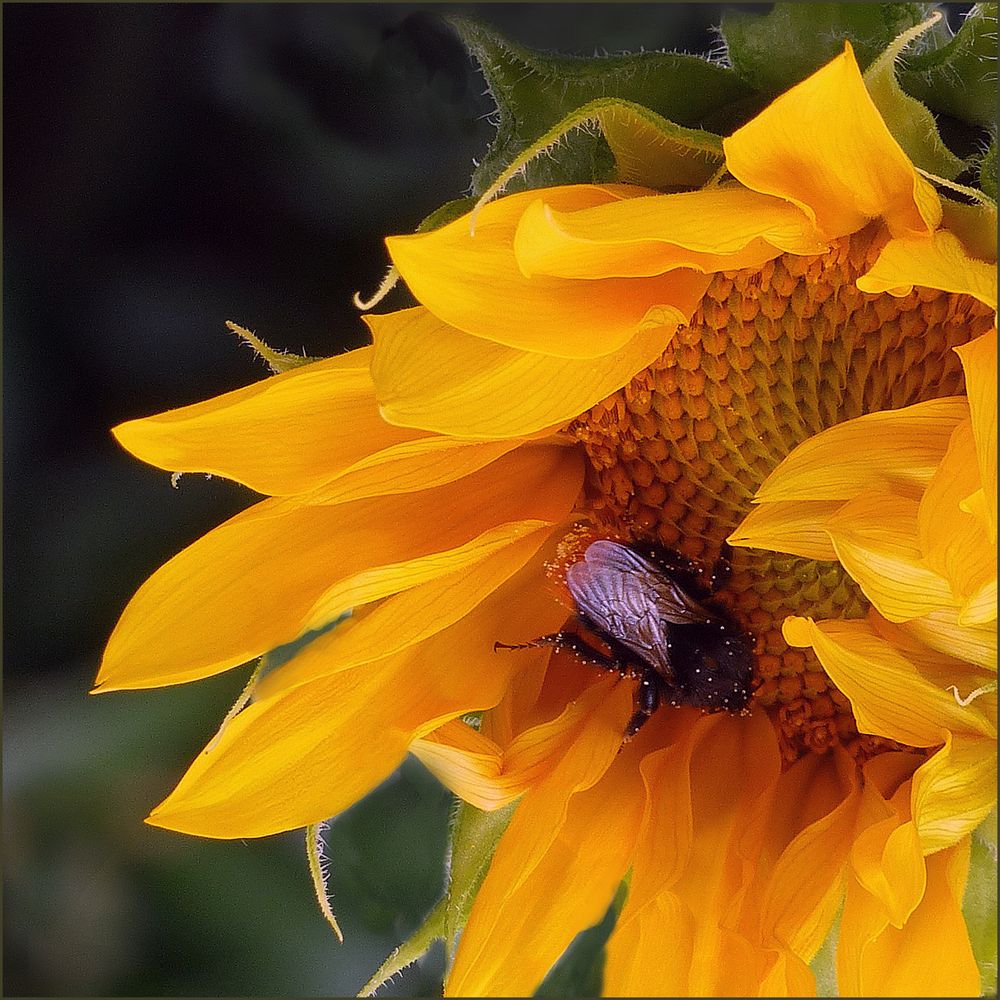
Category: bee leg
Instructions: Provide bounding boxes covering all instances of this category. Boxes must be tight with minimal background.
[623,670,661,740]
[494,633,626,673]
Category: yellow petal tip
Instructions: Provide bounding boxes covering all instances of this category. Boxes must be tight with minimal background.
[781,615,815,646]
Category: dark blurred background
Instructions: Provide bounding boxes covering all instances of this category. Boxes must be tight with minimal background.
[0,3,866,994]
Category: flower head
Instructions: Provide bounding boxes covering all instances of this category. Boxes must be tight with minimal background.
[99,35,996,999]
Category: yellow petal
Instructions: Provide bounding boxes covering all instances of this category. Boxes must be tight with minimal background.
[954,328,998,542]
[901,607,998,672]
[960,486,992,537]
[146,556,566,838]
[605,892,696,997]
[255,526,560,699]
[867,611,997,703]
[368,306,682,439]
[757,951,816,997]
[96,445,582,690]
[911,731,997,853]
[857,230,998,309]
[445,679,638,998]
[386,184,708,359]
[411,674,615,811]
[723,45,940,240]
[843,757,924,928]
[513,187,827,279]
[782,617,995,746]
[112,350,424,496]
[606,710,784,996]
[410,721,507,808]
[298,436,524,505]
[728,499,841,561]
[824,493,956,622]
[754,397,968,503]
[918,419,996,604]
[756,749,862,960]
[850,805,925,929]
[839,839,979,997]
[960,577,997,627]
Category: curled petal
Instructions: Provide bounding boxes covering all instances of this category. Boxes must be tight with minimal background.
[724,44,940,240]
[911,731,997,854]
[368,306,685,439]
[513,187,827,279]
[411,678,615,811]
[757,749,862,960]
[824,493,955,622]
[954,329,998,543]
[838,839,979,997]
[386,184,708,359]
[605,710,784,996]
[445,679,639,998]
[902,608,997,673]
[782,617,995,746]
[754,397,968,503]
[857,231,998,309]
[850,800,925,929]
[918,420,996,605]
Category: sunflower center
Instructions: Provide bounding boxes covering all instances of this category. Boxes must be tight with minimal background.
[569,224,995,763]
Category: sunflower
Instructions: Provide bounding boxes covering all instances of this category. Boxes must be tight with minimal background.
[97,42,996,997]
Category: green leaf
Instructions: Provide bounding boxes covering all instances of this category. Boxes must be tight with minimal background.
[863,13,965,180]
[721,3,942,96]
[472,98,724,215]
[358,897,446,997]
[449,16,753,198]
[964,809,998,996]
[444,798,517,962]
[533,880,628,998]
[900,3,999,130]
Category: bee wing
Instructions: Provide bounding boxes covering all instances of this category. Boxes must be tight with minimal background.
[583,540,711,625]
[567,558,675,678]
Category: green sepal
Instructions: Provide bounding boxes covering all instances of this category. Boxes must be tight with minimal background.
[360,796,516,993]
[964,808,998,996]
[443,798,518,963]
[449,16,752,198]
[978,136,997,200]
[226,320,317,374]
[941,196,998,261]
[357,896,446,997]
[417,196,477,233]
[863,15,965,180]
[900,3,999,130]
[473,98,724,213]
[721,3,941,96]
[809,901,842,998]
[533,879,628,998]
